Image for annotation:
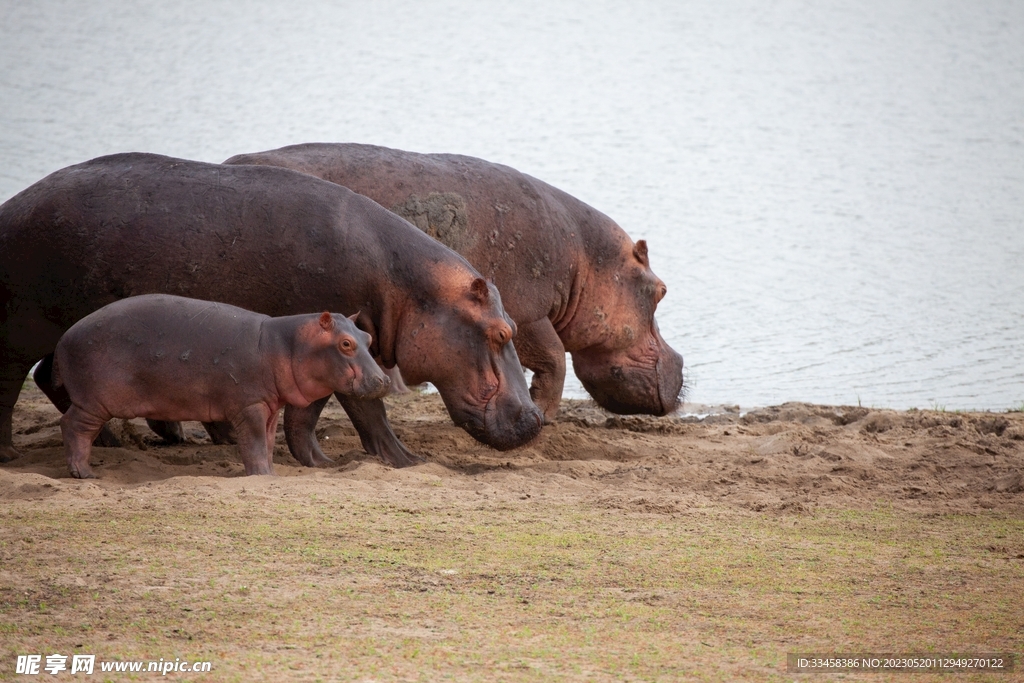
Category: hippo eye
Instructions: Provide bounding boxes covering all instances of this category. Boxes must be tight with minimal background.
[339,338,355,353]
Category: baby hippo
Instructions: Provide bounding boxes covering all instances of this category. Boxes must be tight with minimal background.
[53,294,389,478]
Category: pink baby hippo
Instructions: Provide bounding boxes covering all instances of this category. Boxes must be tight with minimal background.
[53,294,389,478]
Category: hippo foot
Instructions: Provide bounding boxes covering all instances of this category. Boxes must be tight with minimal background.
[527,376,562,425]
[308,448,336,467]
[203,421,237,445]
[94,425,123,448]
[0,444,23,463]
[284,433,324,467]
[288,438,335,468]
[534,398,560,425]
[333,395,424,468]
[146,419,186,444]
[372,441,423,469]
[69,465,97,479]
[383,366,410,395]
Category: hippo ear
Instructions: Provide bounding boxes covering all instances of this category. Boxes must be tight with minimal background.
[633,240,650,266]
[348,312,359,324]
[319,311,334,331]
[470,277,489,303]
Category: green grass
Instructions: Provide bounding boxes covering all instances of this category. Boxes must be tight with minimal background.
[1,496,1021,682]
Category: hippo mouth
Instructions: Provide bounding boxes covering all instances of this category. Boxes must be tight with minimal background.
[442,384,544,451]
[573,335,684,416]
[354,372,391,400]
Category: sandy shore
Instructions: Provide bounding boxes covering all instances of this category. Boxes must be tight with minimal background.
[5,381,1022,514]
[2,381,1022,681]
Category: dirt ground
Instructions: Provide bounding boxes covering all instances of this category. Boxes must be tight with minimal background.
[2,381,1022,681]
[6,381,1021,516]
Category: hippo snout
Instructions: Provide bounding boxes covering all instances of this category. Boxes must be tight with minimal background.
[485,400,544,451]
[573,336,685,416]
[656,346,685,415]
[446,390,544,451]
[469,401,542,451]
[359,372,391,400]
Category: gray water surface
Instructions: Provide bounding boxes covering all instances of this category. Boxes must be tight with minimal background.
[2,0,1022,410]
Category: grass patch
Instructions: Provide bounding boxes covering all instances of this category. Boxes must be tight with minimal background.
[1,496,1021,681]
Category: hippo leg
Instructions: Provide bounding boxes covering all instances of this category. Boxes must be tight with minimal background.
[0,362,35,462]
[60,405,108,479]
[230,404,276,476]
[264,410,280,471]
[145,419,187,444]
[283,396,335,467]
[513,318,566,424]
[336,394,422,468]
[202,421,237,445]
[384,365,411,395]
[32,355,123,448]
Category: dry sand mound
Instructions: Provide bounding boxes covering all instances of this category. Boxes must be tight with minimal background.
[4,382,1022,515]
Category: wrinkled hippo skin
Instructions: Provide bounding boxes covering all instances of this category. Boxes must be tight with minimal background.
[0,153,542,467]
[55,294,388,478]
[225,143,684,422]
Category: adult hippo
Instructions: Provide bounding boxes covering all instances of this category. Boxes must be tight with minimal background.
[224,143,684,420]
[0,153,542,467]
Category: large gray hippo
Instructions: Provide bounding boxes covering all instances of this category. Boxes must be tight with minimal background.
[0,153,542,468]
[225,143,684,422]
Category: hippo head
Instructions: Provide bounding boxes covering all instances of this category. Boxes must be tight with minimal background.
[565,238,684,416]
[390,273,544,450]
[301,312,391,401]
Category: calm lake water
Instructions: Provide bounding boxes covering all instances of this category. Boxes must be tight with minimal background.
[2,0,1022,411]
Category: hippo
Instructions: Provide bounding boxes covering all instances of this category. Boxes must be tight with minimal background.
[54,294,389,478]
[0,153,543,468]
[224,143,684,423]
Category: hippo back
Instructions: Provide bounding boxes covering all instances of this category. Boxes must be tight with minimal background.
[0,153,459,333]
